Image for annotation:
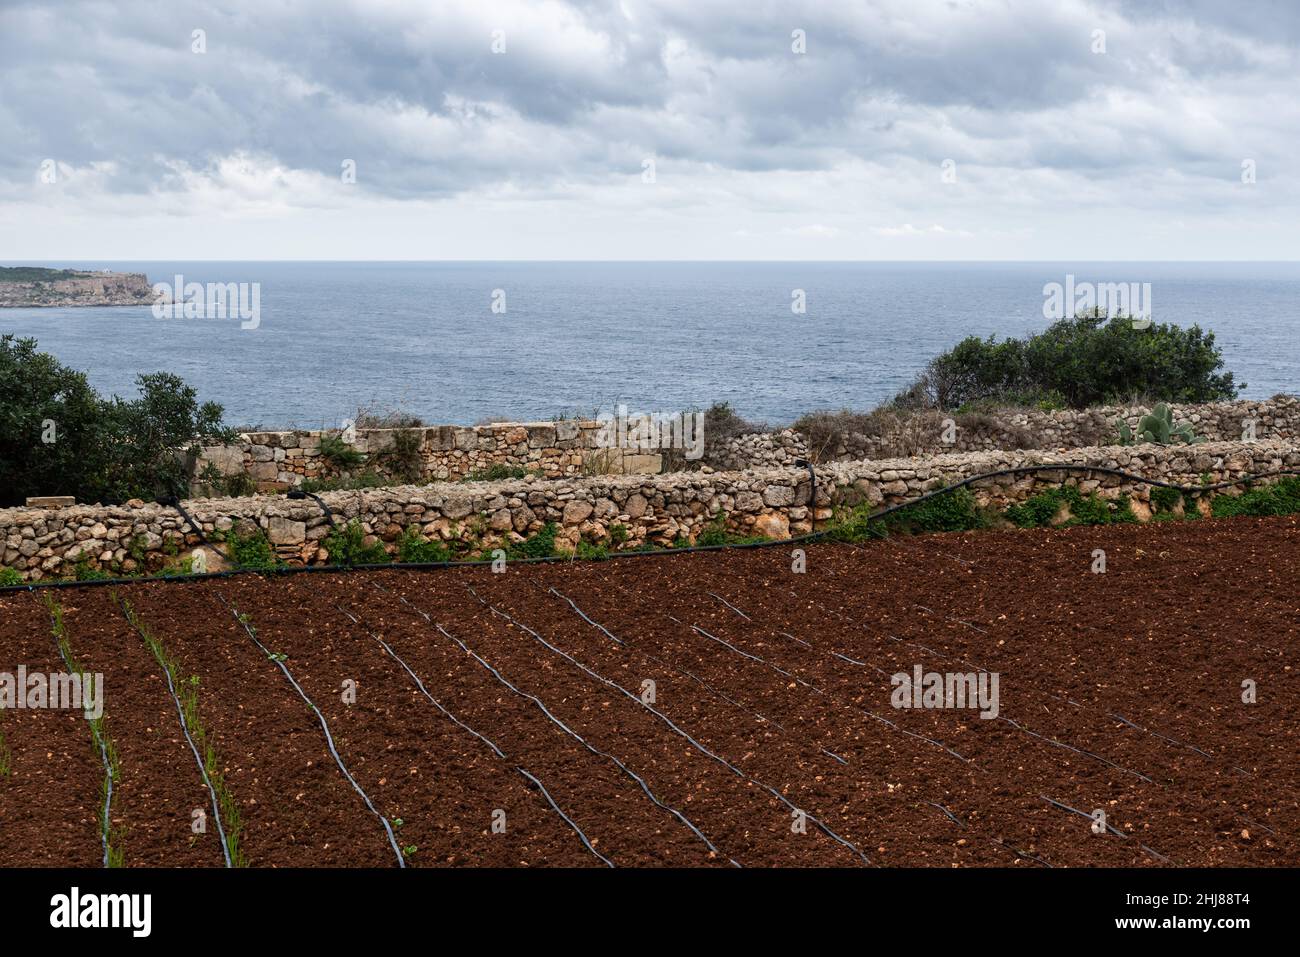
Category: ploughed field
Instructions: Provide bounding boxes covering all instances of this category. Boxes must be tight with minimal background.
[1,515,1297,867]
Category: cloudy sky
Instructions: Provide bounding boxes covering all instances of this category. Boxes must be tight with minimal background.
[1,0,1296,260]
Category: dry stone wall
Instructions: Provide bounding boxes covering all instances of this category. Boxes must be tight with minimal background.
[6,438,1298,582]
[715,396,1300,468]
[196,397,1300,494]
[196,420,664,492]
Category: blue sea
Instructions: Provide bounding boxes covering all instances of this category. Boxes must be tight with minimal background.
[3,261,1297,429]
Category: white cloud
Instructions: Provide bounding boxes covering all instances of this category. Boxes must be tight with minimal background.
[0,0,1297,258]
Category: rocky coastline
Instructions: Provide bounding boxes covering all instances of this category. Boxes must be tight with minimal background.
[0,267,154,307]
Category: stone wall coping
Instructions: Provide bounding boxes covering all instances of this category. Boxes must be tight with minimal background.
[5,437,1292,527]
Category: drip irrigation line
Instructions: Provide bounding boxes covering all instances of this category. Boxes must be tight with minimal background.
[883,625,1299,845]
[369,581,730,867]
[462,583,874,866]
[218,593,406,868]
[117,601,233,867]
[332,605,621,868]
[514,768,612,867]
[547,585,780,728]
[707,592,751,620]
[334,600,620,868]
[999,716,1155,784]
[898,588,1290,785]
[287,489,337,527]
[7,465,1300,595]
[603,572,972,763]
[43,598,115,868]
[928,802,965,828]
[989,837,1054,868]
[641,578,972,762]
[772,538,1290,800]
[787,589,1164,784]
[334,605,506,759]
[543,582,848,766]
[1038,794,1174,865]
[432,621,721,867]
[928,785,1055,868]
[639,562,1070,868]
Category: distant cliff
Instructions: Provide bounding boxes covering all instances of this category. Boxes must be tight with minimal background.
[0,267,154,307]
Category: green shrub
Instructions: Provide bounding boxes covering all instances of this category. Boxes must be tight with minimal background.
[903,314,1240,410]
[1150,486,1183,513]
[69,558,111,581]
[0,336,233,506]
[575,538,611,560]
[696,517,731,547]
[319,434,366,470]
[889,487,989,534]
[0,567,22,587]
[1211,477,1300,518]
[508,522,560,559]
[323,521,390,566]
[396,528,451,563]
[608,523,629,547]
[1004,487,1130,529]
[227,529,278,570]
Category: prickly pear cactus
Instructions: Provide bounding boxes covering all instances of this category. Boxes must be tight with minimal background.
[1115,419,1134,446]
[1133,402,1203,445]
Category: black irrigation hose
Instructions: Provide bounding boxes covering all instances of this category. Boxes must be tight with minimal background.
[44,599,115,868]
[288,489,338,527]
[464,583,874,866]
[335,605,507,759]
[374,581,729,866]
[333,601,618,867]
[218,593,407,868]
[1038,794,1174,865]
[5,464,1300,595]
[118,600,233,867]
[550,583,852,768]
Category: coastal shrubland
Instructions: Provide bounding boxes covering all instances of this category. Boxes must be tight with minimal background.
[892,313,1240,411]
[1,335,233,507]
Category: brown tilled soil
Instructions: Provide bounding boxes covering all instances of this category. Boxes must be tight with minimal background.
[0,514,1296,867]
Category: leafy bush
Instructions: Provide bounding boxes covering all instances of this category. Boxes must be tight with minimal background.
[197,463,257,498]
[72,558,112,581]
[1149,486,1184,513]
[696,517,731,547]
[227,529,278,570]
[886,487,990,534]
[901,314,1240,410]
[1211,477,1300,518]
[1004,487,1132,528]
[507,522,560,559]
[396,527,451,563]
[319,434,366,470]
[825,487,989,542]
[0,336,233,506]
[575,538,611,560]
[322,521,390,566]
[0,567,22,587]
